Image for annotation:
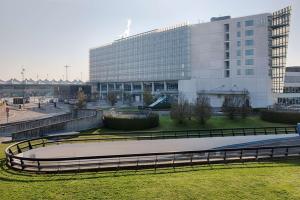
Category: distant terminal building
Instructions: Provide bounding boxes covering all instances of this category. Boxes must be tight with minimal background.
[278,66,300,105]
[0,79,91,101]
[89,7,291,107]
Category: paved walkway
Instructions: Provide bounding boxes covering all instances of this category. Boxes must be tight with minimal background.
[0,103,70,124]
[19,134,299,159]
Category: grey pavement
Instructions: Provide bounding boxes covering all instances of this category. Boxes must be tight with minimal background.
[19,134,299,159]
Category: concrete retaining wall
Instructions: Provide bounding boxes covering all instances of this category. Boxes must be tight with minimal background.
[11,109,103,141]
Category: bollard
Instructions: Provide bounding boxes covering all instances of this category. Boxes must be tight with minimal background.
[297,123,300,136]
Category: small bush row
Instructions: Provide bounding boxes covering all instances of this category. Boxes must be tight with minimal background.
[260,109,300,124]
[103,113,159,130]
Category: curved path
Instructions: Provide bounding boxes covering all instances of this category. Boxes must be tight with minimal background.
[18,134,299,159]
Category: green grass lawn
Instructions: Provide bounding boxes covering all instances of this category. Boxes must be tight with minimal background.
[83,115,290,135]
[1,115,298,199]
[0,142,300,200]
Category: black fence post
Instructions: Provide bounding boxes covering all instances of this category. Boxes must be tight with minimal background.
[154,155,158,171]
[271,148,274,159]
[207,152,210,164]
[17,145,22,154]
[28,141,32,150]
[20,159,25,170]
[240,149,243,160]
[255,149,259,160]
[9,155,14,167]
[285,147,289,157]
[37,161,41,171]
[173,153,176,169]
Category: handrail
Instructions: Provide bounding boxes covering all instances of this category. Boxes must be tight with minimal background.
[5,125,299,172]
[6,125,297,150]
[7,144,300,162]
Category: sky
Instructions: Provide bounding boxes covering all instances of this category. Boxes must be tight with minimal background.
[0,0,299,82]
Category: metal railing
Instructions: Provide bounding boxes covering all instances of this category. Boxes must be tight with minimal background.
[5,130,300,173]
[0,109,98,137]
[9,125,299,143]
[107,126,297,139]
[0,113,72,136]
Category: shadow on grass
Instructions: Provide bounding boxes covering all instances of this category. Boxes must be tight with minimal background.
[1,158,300,183]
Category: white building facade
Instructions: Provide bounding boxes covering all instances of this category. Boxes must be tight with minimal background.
[89,7,291,108]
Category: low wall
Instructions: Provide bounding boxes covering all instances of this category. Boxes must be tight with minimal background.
[11,109,103,141]
[0,113,72,137]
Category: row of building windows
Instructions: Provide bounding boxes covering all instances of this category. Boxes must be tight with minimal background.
[237,30,254,37]
[236,69,255,75]
[237,20,254,28]
[236,59,254,66]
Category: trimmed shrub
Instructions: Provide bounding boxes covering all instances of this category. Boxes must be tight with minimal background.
[260,109,300,124]
[103,112,159,130]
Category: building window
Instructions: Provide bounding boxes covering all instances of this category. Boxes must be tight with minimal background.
[237,69,241,75]
[225,33,230,41]
[237,60,241,66]
[225,70,230,78]
[224,24,229,32]
[245,49,254,56]
[245,69,254,75]
[237,50,241,57]
[237,22,241,28]
[237,31,241,37]
[245,20,254,26]
[225,61,230,69]
[245,39,254,46]
[245,30,254,36]
[237,41,241,47]
[225,52,230,59]
[225,42,230,50]
[245,59,254,65]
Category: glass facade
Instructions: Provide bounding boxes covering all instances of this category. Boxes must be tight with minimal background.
[271,6,291,93]
[245,39,254,46]
[245,30,254,36]
[90,25,191,83]
[245,20,254,26]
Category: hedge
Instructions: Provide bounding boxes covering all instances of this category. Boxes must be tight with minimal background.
[103,113,159,130]
[260,109,300,124]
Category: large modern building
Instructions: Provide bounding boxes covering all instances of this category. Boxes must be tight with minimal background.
[278,66,300,105]
[89,7,291,107]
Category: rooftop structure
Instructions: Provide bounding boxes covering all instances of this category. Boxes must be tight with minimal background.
[89,7,291,108]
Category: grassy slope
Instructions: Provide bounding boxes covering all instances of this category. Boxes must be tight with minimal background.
[85,115,290,134]
[1,117,299,199]
[1,144,300,200]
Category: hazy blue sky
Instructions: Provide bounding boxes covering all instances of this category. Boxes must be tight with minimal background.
[0,0,299,81]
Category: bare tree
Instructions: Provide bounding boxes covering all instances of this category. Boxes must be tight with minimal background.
[76,90,87,109]
[107,91,118,106]
[124,92,133,106]
[194,95,212,124]
[170,93,189,124]
[143,89,153,106]
[222,93,251,119]
[240,95,251,119]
